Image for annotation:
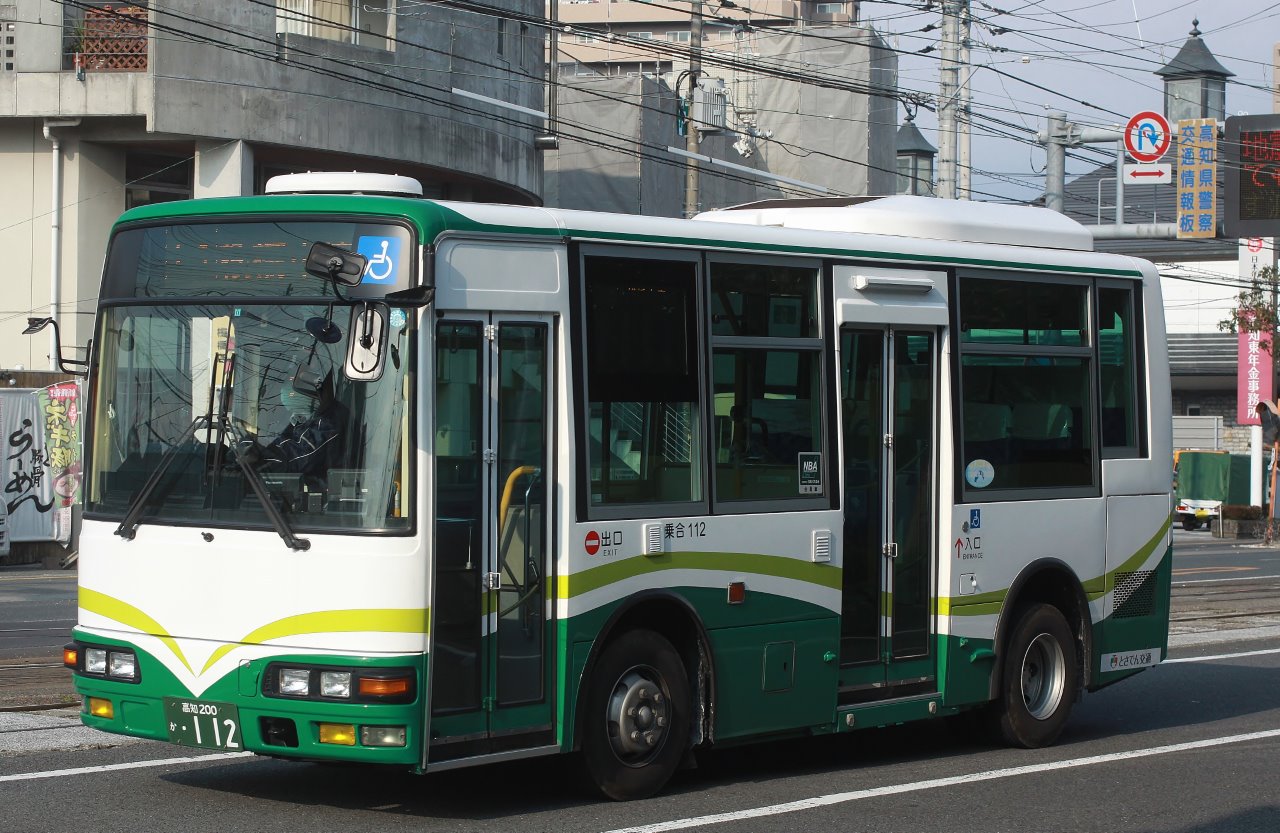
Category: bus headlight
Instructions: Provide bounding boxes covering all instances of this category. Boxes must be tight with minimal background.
[107,651,137,681]
[278,668,311,697]
[85,648,108,674]
[320,671,352,698]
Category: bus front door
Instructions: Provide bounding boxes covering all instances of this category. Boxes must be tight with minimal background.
[838,327,937,701]
[428,316,556,763]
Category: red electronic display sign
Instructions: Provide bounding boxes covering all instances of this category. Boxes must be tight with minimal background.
[1226,114,1280,237]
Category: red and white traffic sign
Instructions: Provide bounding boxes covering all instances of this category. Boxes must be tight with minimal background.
[1122,163,1171,185]
[584,530,600,555]
[1124,111,1172,163]
[1248,237,1264,253]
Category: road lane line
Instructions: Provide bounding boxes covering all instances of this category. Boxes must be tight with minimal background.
[1165,647,1280,664]
[0,751,252,783]
[1173,575,1280,585]
[600,729,1280,833]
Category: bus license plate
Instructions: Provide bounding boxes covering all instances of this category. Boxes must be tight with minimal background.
[163,698,242,750]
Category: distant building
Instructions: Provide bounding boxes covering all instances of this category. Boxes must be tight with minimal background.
[546,1,896,214]
[0,1,546,369]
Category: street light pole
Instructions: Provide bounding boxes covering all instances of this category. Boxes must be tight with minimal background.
[684,2,703,218]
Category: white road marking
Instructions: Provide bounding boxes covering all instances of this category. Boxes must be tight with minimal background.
[0,751,252,783]
[601,729,1280,833]
[1172,575,1280,585]
[1165,647,1280,664]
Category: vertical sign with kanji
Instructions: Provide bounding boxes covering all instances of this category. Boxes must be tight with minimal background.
[0,383,81,547]
[1238,322,1274,425]
[1177,118,1217,240]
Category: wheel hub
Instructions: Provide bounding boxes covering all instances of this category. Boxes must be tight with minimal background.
[1021,633,1066,720]
[607,668,669,764]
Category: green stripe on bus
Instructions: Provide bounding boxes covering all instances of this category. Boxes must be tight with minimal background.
[557,551,842,599]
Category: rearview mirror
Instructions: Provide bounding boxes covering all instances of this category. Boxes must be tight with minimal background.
[305,242,367,287]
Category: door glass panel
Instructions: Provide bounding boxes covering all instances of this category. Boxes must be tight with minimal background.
[433,322,484,714]
[839,330,882,665]
[496,324,548,706]
[892,332,934,658]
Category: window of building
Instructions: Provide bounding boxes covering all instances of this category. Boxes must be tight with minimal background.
[667,30,691,43]
[497,17,505,57]
[575,33,598,43]
[276,0,397,51]
[1186,405,1201,416]
[957,275,1095,497]
[816,2,845,12]
[581,253,703,513]
[709,260,826,505]
[4,22,14,72]
[632,31,653,39]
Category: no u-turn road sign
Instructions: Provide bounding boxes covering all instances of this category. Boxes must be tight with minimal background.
[1125,111,1172,163]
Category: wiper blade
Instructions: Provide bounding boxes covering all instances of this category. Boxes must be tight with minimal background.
[225,426,311,552]
[115,416,207,540]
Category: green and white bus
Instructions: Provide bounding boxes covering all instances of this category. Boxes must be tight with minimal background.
[64,174,1173,799]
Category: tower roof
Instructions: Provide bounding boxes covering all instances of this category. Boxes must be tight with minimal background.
[896,117,937,156]
[1155,19,1234,79]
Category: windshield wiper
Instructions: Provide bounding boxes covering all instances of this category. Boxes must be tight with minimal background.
[216,355,310,552]
[222,420,311,552]
[115,416,206,540]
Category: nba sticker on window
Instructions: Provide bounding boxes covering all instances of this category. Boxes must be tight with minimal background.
[798,452,822,495]
[356,236,402,285]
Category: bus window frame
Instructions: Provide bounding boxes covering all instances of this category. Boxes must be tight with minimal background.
[1097,277,1146,460]
[705,252,833,515]
[952,269,1103,503]
[573,244,710,523]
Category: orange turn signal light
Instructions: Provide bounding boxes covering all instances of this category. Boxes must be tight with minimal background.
[88,697,114,719]
[63,647,78,669]
[358,676,411,697]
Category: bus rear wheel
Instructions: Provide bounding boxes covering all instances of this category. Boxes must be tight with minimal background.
[988,603,1078,748]
[581,629,691,800]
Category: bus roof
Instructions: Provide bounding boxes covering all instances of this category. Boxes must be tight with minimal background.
[114,193,1142,278]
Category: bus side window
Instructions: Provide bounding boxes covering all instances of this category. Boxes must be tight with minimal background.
[1099,284,1141,455]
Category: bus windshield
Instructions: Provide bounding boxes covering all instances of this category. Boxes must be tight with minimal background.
[86,301,415,534]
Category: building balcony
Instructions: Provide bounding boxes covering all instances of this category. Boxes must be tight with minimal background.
[62,3,148,73]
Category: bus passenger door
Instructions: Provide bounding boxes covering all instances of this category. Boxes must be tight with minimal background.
[428,316,555,762]
[838,327,937,700]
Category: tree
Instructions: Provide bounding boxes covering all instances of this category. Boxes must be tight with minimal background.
[1219,265,1280,352]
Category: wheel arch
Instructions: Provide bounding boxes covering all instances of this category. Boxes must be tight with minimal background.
[989,557,1093,699]
[570,590,715,753]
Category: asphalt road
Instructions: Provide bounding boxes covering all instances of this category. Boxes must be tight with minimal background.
[0,542,1277,833]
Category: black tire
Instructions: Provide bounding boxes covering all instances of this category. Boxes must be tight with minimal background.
[1181,516,1200,531]
[581,629,691,800]
[987,603,1078,748]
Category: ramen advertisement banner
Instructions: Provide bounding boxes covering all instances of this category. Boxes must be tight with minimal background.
[0,383,81,547]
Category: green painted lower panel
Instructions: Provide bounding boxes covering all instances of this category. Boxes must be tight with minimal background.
[1091,544,1173,689]
[71,630,426,766]
[939,633,998,708]
[707,618,840,741]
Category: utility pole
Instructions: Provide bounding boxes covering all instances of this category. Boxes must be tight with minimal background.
[936,0,959,200]
[937,0,971,200]
[683,1,703,218]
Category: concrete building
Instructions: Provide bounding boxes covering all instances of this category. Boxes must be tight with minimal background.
[0,0,547,369]
[546,1,896,214]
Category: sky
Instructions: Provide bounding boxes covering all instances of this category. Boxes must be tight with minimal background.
[859,0,1278,202]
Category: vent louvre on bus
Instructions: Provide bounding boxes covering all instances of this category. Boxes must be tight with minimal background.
[1113,570,1157,618]
[812,530,832,563]
[643,523,664,556]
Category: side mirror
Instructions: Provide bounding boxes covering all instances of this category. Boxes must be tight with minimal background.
[305,243,367,287]
[345,303,389,382]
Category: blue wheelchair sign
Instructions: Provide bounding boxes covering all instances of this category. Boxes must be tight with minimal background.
[356,236,401,285]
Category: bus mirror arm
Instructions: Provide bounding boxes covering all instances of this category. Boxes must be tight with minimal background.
[22,318,89,378]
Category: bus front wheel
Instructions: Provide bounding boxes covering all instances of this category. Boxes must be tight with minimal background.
[988,603,1078,748]
[581,629,691,800]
